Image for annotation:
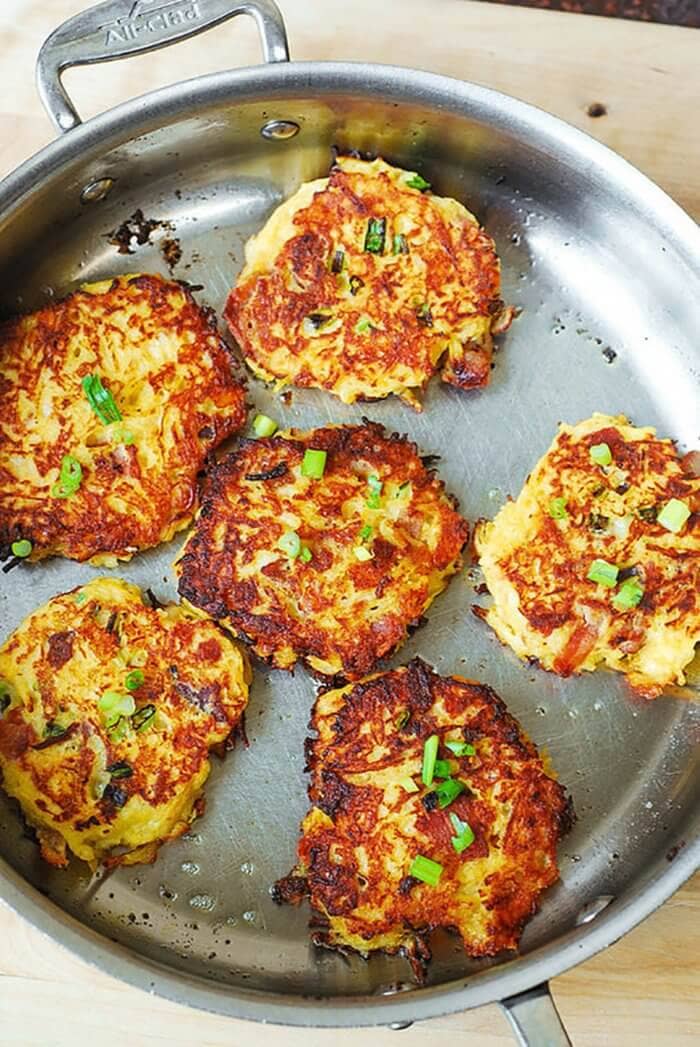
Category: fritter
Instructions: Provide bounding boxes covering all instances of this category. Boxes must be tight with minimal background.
[0,274,246,566]
[177,422,468,679]
[225,156,512,409]
[0,578,250,868]
[274,658,572,977]
[475,413,700,698]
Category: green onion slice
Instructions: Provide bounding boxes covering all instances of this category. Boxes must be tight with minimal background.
[445,740,476,757]
[405,173,431,191]
[354,315,374,335]
[107,717,129,741]
[10,539,32,558]
[422,734,439,786]
[107,760,133,779]
[415,302,433,327]
[587,558,619,588]
[656,498,691,534]
[278,530,302,559]
[548,497,568,519]
[330,249,345,273]
[392,233,410,254]
[589,442,612,466]
[0,680,16,717]
[450,812,475,854]
[301,448,327,479]
[366,474,383,510]
[253,413,278,438]
[98,691,136,725]
[612,576,644,611]
[395,708,411,730]
[399,776,419,794]
[409,854,443,886]
[433,759,452,779]
[299,546,313,564]
[364,217,386,254]
[358,524,373,542]
[131,704,156,732]
[82,374,122,425]
[52,454,83,498]
[435,778,465,809]
[125,669,145,691]
[113,429,135,446]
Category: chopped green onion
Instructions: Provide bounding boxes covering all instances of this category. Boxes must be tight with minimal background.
[43,720,71,739]
[392,233,409,255]
[51,455,83,500]
[0,680,15,717]
[278,530,301,559]
[113,429,135,446]
[395,481,411,499]
[415,302,433,327]
[587,558,619,588]
[656,498,691,534]
[299,546,313,564]
[10,539,32,558]
[131,704,156,732]
[107,760,133,779]
[82,374,122,425]
[366,474,383,510]
[445,740,476,757]
[612,576,644,612]
[409,854,443,886]
[353,545,373,562]
[358,524,373,542]
[253,414,278,438]
[422,734,439,786]
[74,591,88,605]
[637,505,658,523]
[354,315,374,335]
[433,759,452,779]
[125,669,145,691]
[590,442,612,467]
[98,691,135,726]
[395,708,411,729]
[588,512,609,533]
[364,217,386,254]
[330,249,345,273]
[405,173,431,191]
[301,448,327,479]
[548,497,568,520]
[435,778,465,809]
[399,776,419,794]
[107,716,129,741]
[450,812,475,854]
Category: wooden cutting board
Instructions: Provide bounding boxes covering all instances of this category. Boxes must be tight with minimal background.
[0,2,698,1045]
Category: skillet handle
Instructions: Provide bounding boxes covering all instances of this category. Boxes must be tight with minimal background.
[36,0,289,133]
[500,982,572,1047]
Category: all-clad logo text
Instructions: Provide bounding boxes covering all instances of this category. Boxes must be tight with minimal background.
[102,1,202,46]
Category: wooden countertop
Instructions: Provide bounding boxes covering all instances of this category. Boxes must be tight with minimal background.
[0,2,698,1044]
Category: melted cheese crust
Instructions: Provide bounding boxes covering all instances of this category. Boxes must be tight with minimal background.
[177,422,469,679]
[0,274,247,565]
[0,578,250,868]
[225,157,507,408]
[475,414,700,697]
[274,659,571,976]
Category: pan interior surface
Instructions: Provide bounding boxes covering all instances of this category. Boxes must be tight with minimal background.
[0,70,698,1018]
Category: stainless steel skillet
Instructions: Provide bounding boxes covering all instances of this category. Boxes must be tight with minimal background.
[0,1,698,1042]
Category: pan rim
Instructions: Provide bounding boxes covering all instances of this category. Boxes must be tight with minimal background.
[0,58,698,1024]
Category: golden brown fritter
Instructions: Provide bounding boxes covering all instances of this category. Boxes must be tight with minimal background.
[475,413,700,698]
[274,659,572,978]
[0,578,250,868]
[177,422,468,679]
[225,156,511,409]
[0,274,247,566]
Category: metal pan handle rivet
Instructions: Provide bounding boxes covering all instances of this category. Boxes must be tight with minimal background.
[80,178,114,204]
[388,1021,413,1030]
[260,119,300,140]
[575,894,615,926]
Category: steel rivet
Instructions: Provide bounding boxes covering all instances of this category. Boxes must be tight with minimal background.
[575,894,615,926]
[260,119,300,141]
[388,1021,413,1031]
[80,178,114,204]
